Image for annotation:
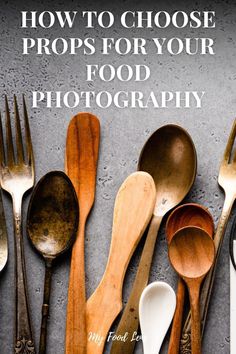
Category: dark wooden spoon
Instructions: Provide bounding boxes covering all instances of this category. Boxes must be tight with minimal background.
[166,203,214,243]
[27,171,79,354]
[168,226,215,354]
[166,203,214,354]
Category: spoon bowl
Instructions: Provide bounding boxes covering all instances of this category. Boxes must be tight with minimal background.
[139,282,176,354]
[169,227,215,279]
[166,203,214,243]
[139,124,197,216]
[27,171,79,354]
[27,171,78,258]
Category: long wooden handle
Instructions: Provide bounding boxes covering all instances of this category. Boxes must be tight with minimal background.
[65,222,86,354]
[86,276,123,354]
[65,113,100,354]
[188,282,201,354]
[110,215,162,354]
[180,194,234,353]
[86,172,156,354]
[168,278,185,354]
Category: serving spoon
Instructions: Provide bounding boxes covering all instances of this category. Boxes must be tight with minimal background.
[111,124,197,354]
[169,226,215,354]
[166,203,214,354]
[139,281,176,354]
[27,171,79,354]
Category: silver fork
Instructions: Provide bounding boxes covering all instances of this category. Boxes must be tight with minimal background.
[0,95,36,354]
[180,119,236,353]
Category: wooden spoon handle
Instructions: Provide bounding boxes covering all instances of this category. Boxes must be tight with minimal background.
[110,214,162,354]
[168,278,185,354]
[188,282,201,354]
[86,172,156,354]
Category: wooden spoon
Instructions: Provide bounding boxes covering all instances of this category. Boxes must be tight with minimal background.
[86,171,156,354]
[65,113,100,354]
[27,171,79,354]
[166,203,214,242]
[166,204,214,354]
[168,226,215,354]
[111,124,196,354]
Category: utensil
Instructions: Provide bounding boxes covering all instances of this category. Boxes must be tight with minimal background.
[230,217,236,354]
[27,171,79,354]
[0,191,8,273]
[0,95,36,353]
[111,124,196,354]
[166,203,214,242]
[166,203,214,354]
[230,240,236,354]
[139,281,176,354]
[65,113,100,354]
[180,120,236,353]
[169,226,215,354]
[86,171,156,354]
[230,216,236,271]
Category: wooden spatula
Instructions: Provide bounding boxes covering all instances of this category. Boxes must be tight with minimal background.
[86,171,156,354]
[65,113,100,354]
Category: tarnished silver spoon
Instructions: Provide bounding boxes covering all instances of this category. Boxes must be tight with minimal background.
[27,171,79,354]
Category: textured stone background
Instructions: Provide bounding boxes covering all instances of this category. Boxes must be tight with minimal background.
[0,0,235,353]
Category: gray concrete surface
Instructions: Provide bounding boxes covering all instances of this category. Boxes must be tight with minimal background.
[0,0,235,353]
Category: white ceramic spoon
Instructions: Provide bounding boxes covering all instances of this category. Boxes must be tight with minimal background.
[139,281,176,354]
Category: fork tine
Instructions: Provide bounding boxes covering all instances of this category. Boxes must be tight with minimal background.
[22,95,34,166]
[0,113,5,166]
[5,95,14,165]
[14,95,24,164]
[223,119,236,163]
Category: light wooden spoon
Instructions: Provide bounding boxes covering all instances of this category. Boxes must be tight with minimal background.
[65,113,100,354]
[86,171,156,354]
[168,226,215,354]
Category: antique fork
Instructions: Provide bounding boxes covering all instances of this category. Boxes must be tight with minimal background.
[0,96,35,354]
[180,119,236,353]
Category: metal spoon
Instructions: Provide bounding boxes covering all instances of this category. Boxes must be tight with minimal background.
[27,171,79,354]
[166,203,214,354]
[139,281,176,354]
[111,124,197,354]
[168,226,215,354]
